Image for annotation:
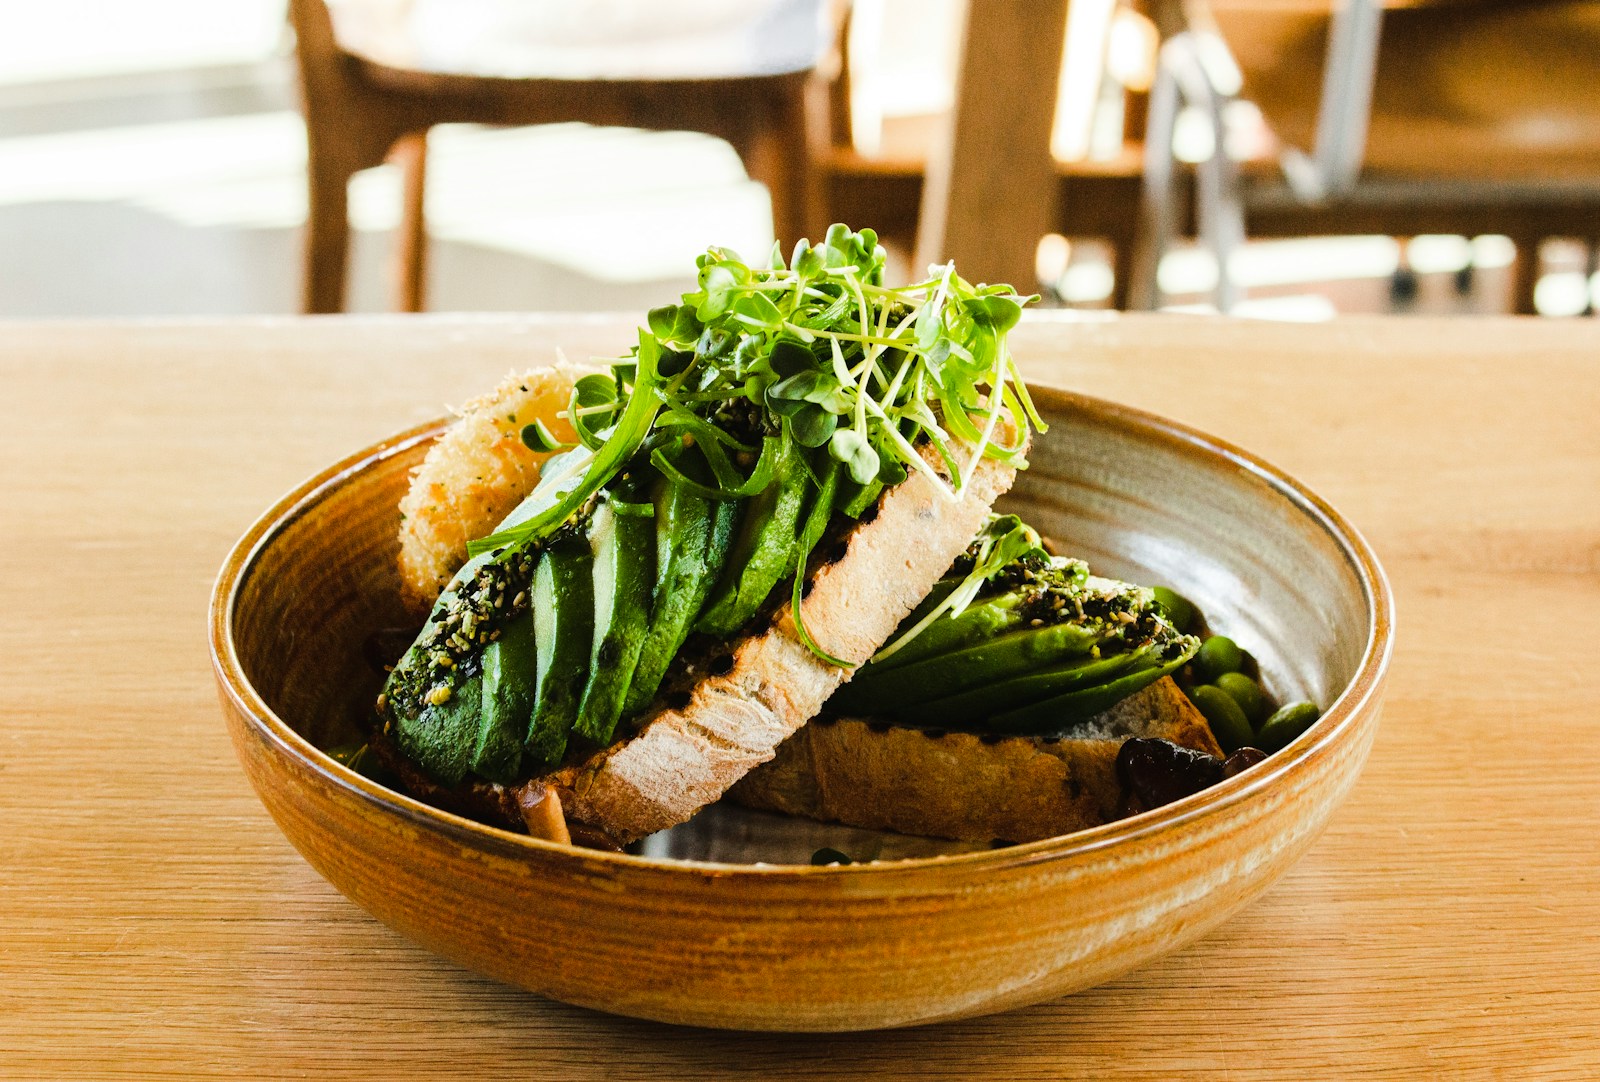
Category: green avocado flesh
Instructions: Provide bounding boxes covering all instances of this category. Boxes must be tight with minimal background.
[574,498,657,746]
[624,481,740,716]
[527,540,593,768]
[829,619,1105,715]
[382,462,783,785]
[832,572,1200,737]
[475,608,535,783]
[694,437,807,638]
[393,670,483,788]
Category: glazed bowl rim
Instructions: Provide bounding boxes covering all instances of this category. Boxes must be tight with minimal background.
[210,383,1394,879]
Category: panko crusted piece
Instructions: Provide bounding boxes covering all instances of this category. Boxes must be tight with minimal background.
[397,364,592,616]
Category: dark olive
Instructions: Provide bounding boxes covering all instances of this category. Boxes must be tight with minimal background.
[810,847,852,866]
[1221,746,1269,778]
[1115,737,1224,811]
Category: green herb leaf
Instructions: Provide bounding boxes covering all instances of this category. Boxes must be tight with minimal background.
[519,419,566,453]
[830,428,880,485]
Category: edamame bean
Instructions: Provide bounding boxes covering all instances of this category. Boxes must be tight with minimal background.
[1189,684,1253,754]
[1195,634,1244,681]
[1257,700,1321,752]
[1215,671,1269,726]
[1151,586,1199,634]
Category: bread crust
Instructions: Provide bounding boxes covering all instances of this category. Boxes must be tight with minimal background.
[728,677,1221,843]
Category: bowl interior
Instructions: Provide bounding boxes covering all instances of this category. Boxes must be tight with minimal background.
[228,387,1379,865]
[1010,396,1369,713]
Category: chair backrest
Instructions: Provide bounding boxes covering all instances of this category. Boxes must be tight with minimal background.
[1170,0,1382,198]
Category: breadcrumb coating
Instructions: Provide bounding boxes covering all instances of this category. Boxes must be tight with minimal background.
[398,364,590,616]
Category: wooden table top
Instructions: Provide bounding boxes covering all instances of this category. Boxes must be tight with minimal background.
[3,312,1596,1078]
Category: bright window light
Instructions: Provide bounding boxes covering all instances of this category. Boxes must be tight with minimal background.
[1471,235,1517,269]
[0,115,771,282]
[1535,272,1589,317]
[1406,235,1471,275]
[1231,294,1338,322]
[1158,236,1400,297]
[0,0,286,85]
[1035,233,1071,289]
[1059,261,1114,304]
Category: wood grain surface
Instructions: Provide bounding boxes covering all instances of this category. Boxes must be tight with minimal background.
[2,312,1597,1078]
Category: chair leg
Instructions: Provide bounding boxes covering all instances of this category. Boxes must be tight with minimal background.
[391,130,430,313]
[304,142,359,315]
[1512,235,1543,315]
[1195,136,1245,313]
[1189,50,1246,313]
[1127,47,1183,310]
[1110,233,1136,311]
[1583,241,1598,317]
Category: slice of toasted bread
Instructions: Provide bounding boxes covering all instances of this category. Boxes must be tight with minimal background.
[535,450,1020,846]
[727,676,1220,843]
[374,446,1023,847]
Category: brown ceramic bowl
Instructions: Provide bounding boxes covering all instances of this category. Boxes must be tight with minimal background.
[210,385,1392,1032]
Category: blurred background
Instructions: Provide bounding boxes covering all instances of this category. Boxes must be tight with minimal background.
[4,0,1597,320]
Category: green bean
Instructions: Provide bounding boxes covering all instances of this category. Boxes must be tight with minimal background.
[1215,671,1269,726]
[1189,684,1253,754]
[1151,586,1199,634]
[1256,700,1322,752]
[1195,634,1244,681]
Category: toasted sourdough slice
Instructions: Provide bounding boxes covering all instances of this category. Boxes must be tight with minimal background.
[727,676,1221,843]
[372,447,1021,848]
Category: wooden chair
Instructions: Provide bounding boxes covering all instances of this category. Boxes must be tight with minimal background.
[809,0,1152,303]
[289,0,822,313]
[1133,0,1600,312]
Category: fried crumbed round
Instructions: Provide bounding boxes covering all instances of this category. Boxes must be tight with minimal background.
[398,363,590,616]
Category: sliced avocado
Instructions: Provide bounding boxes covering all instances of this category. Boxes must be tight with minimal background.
[899,632,1200,729]
[695,437,807,637]
[787,457,839,577]
[526,540,593,768]
[473,607,534,783]
[623,479,740,715]
[574,495,656,745]
[392,670,483,787]
[832,619,1105,716]
[863,594,1025,672]
[894,651,1144,728]
[984,648,1196,734]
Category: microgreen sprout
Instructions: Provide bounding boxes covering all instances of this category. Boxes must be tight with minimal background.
[466,225,1043,663]
[872,514,1050,663]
